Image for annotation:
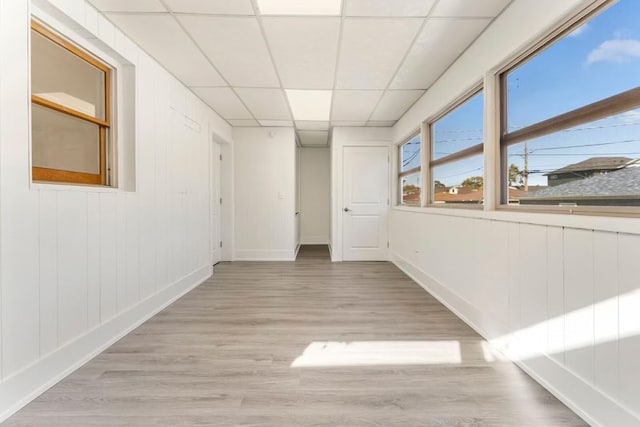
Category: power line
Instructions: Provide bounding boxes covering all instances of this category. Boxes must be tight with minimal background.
[438,167,483,180]
[435,121,640,143]
[529,138,640,152]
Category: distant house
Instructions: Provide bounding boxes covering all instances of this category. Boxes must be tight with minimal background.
[520,165,640,206]
[545,157,632,187]
[434,187,530,204]
[435,186,483,204]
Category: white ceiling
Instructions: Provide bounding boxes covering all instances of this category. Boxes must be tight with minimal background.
[89,0,512,146]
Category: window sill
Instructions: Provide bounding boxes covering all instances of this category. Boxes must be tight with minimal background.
[31,181,121,193]
[391,204,640,235]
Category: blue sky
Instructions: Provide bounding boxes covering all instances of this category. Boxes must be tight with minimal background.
[405,0,640,188]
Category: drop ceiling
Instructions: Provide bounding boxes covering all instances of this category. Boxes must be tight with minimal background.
[88,0,512,146]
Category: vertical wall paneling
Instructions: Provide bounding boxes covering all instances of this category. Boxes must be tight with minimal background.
[99,192,118,322]
[507,222,521,335]
[518,224,548,357]
[563,228,595,385]
[137,55,158,300]
[546,226,565,365]
[39,191,58,356]
[592,231,619,401]
[618,233,640,414]
[57,191,89,346]
[86,193,101,330]
[487,220,510,334]
[115,194,127,311]
[154,75,169,291]
[124,193,140,307]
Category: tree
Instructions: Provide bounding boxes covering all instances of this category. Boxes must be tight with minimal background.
[434,180,446,190]
[508,163,524,187]
[461,176,483,189]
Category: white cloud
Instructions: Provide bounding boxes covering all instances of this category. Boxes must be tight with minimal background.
[587,39,640,64]
[568,23,589,38]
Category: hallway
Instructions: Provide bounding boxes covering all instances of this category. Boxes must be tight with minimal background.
[5,252,586,426]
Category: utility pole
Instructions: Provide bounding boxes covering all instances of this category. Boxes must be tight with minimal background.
[524,140,529,192]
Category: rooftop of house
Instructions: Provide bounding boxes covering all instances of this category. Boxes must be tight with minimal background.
[434,187,530,203]
[522,166,640,200]
[545,156,632,176]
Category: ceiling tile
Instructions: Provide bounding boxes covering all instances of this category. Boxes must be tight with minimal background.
[164,0,254,14]
[256,0,342,16]
[177,16,280,87]
[336,18,423,89]
[88,0,166,12]
[286,90,332,121]
[191,87,252,119]
[331,90,382,121]
[106,14,225,86]
[236,88,291,120]
[390,18,490,89]
[331,120,367,127]
[228,119,260,126]
[262,17,340,89]
[345,0,436,17]
[431,0,511,17]
[259,120,294,126]
[298,130,329,146]
[370,90,424,120]
[296,121,329,130]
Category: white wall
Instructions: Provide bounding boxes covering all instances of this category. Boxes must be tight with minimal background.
[233,127,297,261]
[389,0,640,425]
[0,0,232,421]
[331,127,392,262]
[299,147,330,244]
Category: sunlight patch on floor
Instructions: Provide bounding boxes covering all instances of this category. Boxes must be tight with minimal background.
[290,340,463,367]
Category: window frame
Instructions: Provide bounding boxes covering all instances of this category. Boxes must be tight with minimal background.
[497,0,640,216]
[398,131,422,206]
[426,85,484,208]
[31,20,112,186]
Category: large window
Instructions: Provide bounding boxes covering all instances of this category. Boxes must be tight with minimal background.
[399,133,422,206]
[31,21,112,185]
[501,0,640,209]
[430,90,484,205]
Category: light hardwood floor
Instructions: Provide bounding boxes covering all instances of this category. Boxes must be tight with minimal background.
[5,245,587,426]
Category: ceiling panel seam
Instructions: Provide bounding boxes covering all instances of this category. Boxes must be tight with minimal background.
[159,0,260,127]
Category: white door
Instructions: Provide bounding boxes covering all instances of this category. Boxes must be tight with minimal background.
[342,146,389,261]
[211,139,222,265]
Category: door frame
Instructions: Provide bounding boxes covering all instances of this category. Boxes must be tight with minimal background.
[330,129,392,262]
[210,137,222,265]
[210,129,234,262]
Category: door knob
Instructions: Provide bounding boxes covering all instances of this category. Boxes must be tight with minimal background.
[343,207,352,212]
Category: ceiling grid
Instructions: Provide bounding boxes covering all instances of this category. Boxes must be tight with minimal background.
[89,0,513,146]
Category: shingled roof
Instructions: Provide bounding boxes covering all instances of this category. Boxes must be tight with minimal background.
[522,166,640,200]
[545,157,631,176]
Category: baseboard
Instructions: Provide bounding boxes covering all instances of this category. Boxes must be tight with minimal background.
[233,249,296,261]
[0,264,212,423]
[300,236,329,245]
[391,251,640,427]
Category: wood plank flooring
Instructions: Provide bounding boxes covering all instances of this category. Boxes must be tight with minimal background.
[5,245,587,426]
